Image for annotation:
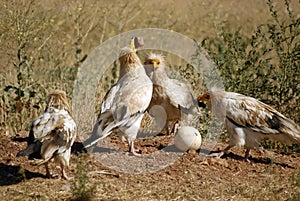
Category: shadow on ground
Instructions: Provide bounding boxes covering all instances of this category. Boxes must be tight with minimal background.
[223,152,295,168]
[71,141,87,155]
[0,163,46,186]
[2,139,86,186]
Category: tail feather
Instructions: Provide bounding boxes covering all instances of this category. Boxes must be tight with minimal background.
[83,115,140,149]
[278,117,300,145]
[83,120,119,149]
[30,157,52,166]
[268,133,300,146]
[17,145,35,157]
[17,141,42,157]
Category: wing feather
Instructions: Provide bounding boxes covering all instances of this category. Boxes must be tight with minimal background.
[100,84,120,115]
[97,68,151,124]
[224,93,279,134]
[85,43,152,150]
[165,79,198,113]
[150,59,199,117]
[221,92,300,137]
[19,107,76,158]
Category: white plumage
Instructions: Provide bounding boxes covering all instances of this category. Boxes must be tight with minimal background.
[197,88,300,161]
[84,37,153,155]
[17,90,77,180]
[144,53,200,134]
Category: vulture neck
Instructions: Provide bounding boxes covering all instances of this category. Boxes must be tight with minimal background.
[208,89,228,119]
[152,65,168,82]
[119,52,143,78]
[47,96,71,114]
[210,89,227,104]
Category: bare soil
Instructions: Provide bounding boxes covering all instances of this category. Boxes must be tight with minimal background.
[0,130,299,201]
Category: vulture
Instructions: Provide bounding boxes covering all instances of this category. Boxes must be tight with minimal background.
[17,90,77,180]
[197,88,300,161]
[84,37,153,155]
[144,53,200,134]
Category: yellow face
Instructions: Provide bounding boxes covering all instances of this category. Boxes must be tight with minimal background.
[197,92,211,103]
[144,59,160,68]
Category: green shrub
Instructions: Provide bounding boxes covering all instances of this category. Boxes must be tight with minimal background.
[202,0,299,123]
[70,154,95,201]
[201,0,299,151]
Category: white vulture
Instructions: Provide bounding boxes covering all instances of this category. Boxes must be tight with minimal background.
[17,90,77,180]
[84,37,153,155]
[144,53,200,134]
[197,88,300,161]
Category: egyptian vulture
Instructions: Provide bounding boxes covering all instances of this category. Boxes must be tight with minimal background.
[197,88,300,161]
[84,37,153,155]
[17,90,77,180]
[144,53,200,134]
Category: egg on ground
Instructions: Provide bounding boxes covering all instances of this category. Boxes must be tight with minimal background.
[174,126,202,151]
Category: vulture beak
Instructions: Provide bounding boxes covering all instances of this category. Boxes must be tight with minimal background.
[198,101,206,108]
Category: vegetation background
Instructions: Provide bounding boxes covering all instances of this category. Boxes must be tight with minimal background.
[0,0,299,200]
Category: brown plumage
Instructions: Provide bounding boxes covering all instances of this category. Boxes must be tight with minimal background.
[144,53,200,134]
[84,37,152,155]
[17,90,77,180]
[197,88,300,161]
[119,36,144,78]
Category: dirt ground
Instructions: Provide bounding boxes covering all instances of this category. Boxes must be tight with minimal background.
[0,130,299,201]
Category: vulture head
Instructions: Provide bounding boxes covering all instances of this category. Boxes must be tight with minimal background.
[47,90,70,112]
[197,92,210,108]
[119,36,144,78]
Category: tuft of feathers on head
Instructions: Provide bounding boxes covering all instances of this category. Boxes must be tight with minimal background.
[144,52,165,65]
[47,90,70,112]
[118,37,144,77]
[119,46,135,58]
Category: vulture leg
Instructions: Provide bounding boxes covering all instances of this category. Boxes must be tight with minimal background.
[165,121,170,135]
[171,120,181,135]
[244,149,251,162]
[129,140,140,156]
[60,162,71,180]
[45,162,51,178]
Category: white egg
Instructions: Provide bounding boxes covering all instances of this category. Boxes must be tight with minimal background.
[174,126,202,151]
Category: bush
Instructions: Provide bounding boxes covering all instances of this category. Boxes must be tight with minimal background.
[201,0,299,150]
[202,0,299,123]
